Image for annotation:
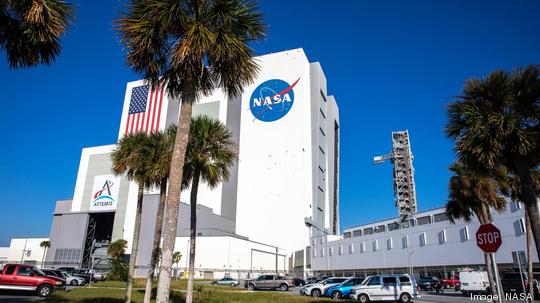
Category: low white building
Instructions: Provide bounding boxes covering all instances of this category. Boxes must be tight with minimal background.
[310,201,539,277]
[2,238,49,268]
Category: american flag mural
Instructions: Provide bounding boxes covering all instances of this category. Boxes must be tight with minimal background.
[124,84,165,134]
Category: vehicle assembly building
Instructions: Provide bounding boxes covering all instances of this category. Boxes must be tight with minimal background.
[44,48,340,279]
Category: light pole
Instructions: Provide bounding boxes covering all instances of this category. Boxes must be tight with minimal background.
[305,218,329,276]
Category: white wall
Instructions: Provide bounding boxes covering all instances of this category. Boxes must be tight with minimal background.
[7,238,49,266]
[311,202,538,272]
[235,49,314,254]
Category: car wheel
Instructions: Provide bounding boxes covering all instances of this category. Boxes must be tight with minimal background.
[279,284,288,291]
[248,284,255,291]
[37,285,53,297]
[358,293,369,303]
[445,284,450,289]
[230,283,235,287]
[311,288,321,297]
[399,292,411,303]
[70,280,78,286]
[331,290,342,300]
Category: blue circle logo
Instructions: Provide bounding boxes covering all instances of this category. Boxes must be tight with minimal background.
[250,78,300,122]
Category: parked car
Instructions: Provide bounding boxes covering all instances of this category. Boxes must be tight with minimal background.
[292,277,306,286]
[459,270,490,296]
[0,264,66,297]
[300,277,350,297]
[61,272,86,286]
[501,272,539,296]
[211,277,239,287]
[443,275,461,289]
[243,274,294,291]
[350,274,420,303]
[56,267,92,283]
[305,277,319,284]
[323,276,365,300]
[417,276,435,291]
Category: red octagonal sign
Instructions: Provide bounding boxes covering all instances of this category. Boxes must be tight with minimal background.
[476,223,502,253]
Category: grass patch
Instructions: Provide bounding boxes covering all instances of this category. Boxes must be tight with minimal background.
[44,285,332,303]
[92,278,245,292]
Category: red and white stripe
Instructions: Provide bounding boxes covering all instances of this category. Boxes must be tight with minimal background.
[124,85,165,135]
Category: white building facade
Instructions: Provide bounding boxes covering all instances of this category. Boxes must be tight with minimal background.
[45,48,340,278]
[310,201,539,277]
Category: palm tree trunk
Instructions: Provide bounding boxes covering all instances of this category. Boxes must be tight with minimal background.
[41,247,47,268]
[514,158,540,261]
[186,170,200,303]
[156,87,195,303]
[143,179,168,303]
[525,206,534,301]
[125,185,144,303]
[480,204,499,299]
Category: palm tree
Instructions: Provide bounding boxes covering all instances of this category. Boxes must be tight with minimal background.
[445,161,507,298]
[108,239,128,259]
[39,240,50,268]
[116,2,265,302]
[506,171,540,300]
[446,65,540,260]
[172,251,182,279]
[142,126,176,303]
[182,115,237,303]
[111,132,153,303]
[0,0,74,69]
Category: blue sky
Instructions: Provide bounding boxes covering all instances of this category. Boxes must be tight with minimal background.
[0,0,539,245]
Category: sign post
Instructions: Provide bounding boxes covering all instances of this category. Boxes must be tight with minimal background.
[476,223,504,302]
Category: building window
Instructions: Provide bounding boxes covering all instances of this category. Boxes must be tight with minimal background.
[438,230,447,244]
[312,238,316,246]
[374,225,386,233]
[320,108,326,119]
[417,216,431,226]
[349,244,354,254]
[344,232,352,239]
[338,245,343,255]
[320,237,324,245]
[364,227,374,235]
[373,240,379,252]
[320,89,327,102]
[402,236,408,249]
[353,230,362,237]
[433,213,449,223]
[518,218,526,234]
[319,146,325,155]
[319,127,326,137]
[460,226,469,242]
[360,242,366,253]
[420,233,427,246]
[329,247,334,256]
[387,222,400,231]
[318,165,325,173]
[321,248,325,257]
[387,238,393,250]
[312,249,317,258]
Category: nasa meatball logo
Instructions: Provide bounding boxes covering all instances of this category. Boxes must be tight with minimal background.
[250,78,300,122]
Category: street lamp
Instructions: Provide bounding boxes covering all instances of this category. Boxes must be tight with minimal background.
[305,218,330,277]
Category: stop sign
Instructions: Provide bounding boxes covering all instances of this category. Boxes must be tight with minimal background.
[476,223,502,253]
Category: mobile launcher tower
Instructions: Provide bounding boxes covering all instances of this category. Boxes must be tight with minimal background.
[374,130,418,225]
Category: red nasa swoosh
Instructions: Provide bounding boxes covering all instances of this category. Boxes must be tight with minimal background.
[253,77,301,121]
[271,77,300,99]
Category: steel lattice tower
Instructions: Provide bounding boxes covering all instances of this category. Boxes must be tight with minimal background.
[374,130,418,223]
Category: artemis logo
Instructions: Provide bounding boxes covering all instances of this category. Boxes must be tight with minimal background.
[250,78,300,122]
[92,180,115,207]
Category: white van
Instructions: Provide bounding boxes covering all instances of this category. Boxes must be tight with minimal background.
[459,270,490,295]
[350,274,420,302]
